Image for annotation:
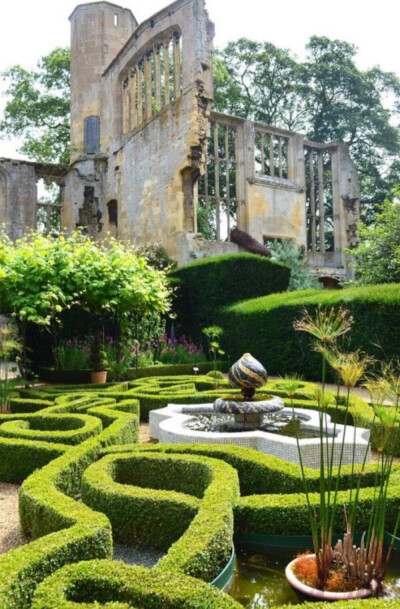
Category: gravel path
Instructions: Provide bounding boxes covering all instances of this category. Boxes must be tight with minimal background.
[0,415,391,558]
[0,483,27,554]
[0,424,157,556]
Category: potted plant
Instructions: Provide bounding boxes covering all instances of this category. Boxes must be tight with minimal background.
[89,331,108,384]
[284,306,400,599]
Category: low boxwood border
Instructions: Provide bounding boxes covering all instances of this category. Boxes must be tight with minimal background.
[82,451,239,581]
[31,559,241,609]
[0,396,139,608]
[0,413,102,445]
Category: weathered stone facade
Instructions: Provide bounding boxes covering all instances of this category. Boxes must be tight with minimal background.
[0,0,360,282]
[0,159,67,239]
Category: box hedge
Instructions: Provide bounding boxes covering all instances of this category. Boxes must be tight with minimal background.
[170,253,290,341]
[0,396,139,608]
[1,378,400,609]
[218,284,400,380]
[32,560,241,609]
[82,451,239,581]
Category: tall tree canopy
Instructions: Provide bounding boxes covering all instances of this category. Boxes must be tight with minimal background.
[349,186,400,284]
[0,47,70,164]
[214,36,400,220]
[1,38,399,219]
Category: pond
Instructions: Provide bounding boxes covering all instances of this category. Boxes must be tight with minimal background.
[229,545,400,608]
[185,412,333,439]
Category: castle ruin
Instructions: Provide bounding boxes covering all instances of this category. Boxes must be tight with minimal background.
[0,0,360,283]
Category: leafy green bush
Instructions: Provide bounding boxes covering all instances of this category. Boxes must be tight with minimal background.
[170,253,290,341]
[269,240,320,291]
[32,560,241,609]
[218,284,400,379]
[82,451,239,581]
[9,398,53,413]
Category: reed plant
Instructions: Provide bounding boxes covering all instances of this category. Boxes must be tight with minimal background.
[292,306,399,591]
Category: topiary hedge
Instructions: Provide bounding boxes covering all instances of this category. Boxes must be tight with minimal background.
[2,378,400,609]
[0,413,102,445]
[0,395,139,608]
[32,560,241,609]
[218,284,400,380]
[82,451,239,581]
[170,253,290,341]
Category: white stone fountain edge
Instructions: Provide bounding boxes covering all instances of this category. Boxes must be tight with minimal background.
[149,404,371,469]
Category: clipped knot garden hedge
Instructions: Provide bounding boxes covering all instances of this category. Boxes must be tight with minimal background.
[0,375,400,608]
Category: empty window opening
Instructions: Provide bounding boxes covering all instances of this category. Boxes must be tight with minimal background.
[121,29,183,134]
[197,119,238,241]
[36,178,61,235]
[255,131,289,179]
[304,147,334,253]
[107,199,118,226]
[114,13,118,26]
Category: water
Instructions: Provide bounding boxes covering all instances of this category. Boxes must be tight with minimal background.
[229,545,400,608]
[185,413,331,439]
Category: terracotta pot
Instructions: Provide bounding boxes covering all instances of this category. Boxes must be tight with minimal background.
[285,555,377,601]
[90,370,108,384]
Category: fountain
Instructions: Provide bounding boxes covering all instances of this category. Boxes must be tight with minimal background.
[213,353,284,430]
[149,354,370,469]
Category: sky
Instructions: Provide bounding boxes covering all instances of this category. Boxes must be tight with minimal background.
[0,0,399,158]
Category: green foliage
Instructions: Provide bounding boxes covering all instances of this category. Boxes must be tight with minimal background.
[0,230,171,375]
[218,285,400,380]
[32,560,241,609]
[0,230,170,327]
[9,398,53,413]
[171,253,290,342]
[0,412,103,446]
[269,240,320,291]
[57,339,89,370]
[0,47,70,164]
[350,187,400,283]
[82,451,239,581]
[89,332,108,372]
[1,376,400,608]
[214,37,400,219]
[0,323,22,410]
[136,243,177,271]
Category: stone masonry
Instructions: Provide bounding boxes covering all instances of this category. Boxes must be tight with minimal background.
[0,0,360,283]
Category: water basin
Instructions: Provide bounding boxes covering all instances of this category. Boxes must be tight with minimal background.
[230,545,400,608]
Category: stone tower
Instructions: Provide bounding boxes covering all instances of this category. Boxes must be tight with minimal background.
[69,1,137,161]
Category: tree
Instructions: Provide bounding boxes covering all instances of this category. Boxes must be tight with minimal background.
[0,231,171,373]
[349,186,400,284]
[0,47,70,164]
[213,40,307,131]
[268,240,321,291]
[214,37,400,221]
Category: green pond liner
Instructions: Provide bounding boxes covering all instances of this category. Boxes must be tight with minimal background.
[234,531,400,551]
[211,532,400,590]
[211,546,235,590]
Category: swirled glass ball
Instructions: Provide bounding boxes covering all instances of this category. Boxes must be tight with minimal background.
[228,353,267,390]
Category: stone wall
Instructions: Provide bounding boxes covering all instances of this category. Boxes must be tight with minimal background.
[0,0,360,280]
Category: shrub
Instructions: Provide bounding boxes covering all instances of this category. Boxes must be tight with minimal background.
[170,253,290,341]
[0,395,139,607]
[82,451,239,580]
[218,284,400,380]
[32,560,241,609]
